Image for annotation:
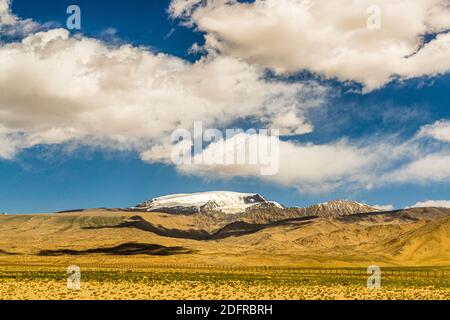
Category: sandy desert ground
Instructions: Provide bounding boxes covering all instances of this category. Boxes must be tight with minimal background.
[0,266,448,300]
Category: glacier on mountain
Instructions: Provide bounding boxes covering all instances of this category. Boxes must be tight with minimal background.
[134,191,283,215]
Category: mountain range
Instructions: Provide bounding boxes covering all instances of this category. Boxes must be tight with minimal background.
[130,191,382,226]
[0,191,449,267]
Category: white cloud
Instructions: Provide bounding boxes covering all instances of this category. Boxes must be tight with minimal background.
[170,0,450,90]
[0,0,17,25]
[148,127,450,193]
[267,112,314,136]
[409,200,450,208]
[372,204,395,211]
[382,121,450,184]
[175,133,383,193]
[418,120,450,142]
[0,0,40,37]
[1,0,450,196]
[0,27,325,159]
[0,126,18,158]
[0,0,326,163]
[387,153,450,184]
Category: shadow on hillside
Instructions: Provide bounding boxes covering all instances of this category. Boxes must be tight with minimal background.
[337,210,420,222]
[83,216,211,240]
[0,249,19,255]
[211,216,318,240]
[39,242,193,256]
[82,215,318,241]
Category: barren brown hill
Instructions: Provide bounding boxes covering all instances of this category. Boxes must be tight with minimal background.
[0,207,448,267]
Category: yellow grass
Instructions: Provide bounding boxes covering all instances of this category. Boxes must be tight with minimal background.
[0,265,448,300]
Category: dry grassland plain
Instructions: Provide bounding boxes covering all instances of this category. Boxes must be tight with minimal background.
[0,266,449,300]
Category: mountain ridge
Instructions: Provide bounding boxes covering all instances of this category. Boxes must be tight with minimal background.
[133,191,284,215]
[130,191,382,223]
[3,207,449,267]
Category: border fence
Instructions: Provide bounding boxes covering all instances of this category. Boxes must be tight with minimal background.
[1,263,449,278]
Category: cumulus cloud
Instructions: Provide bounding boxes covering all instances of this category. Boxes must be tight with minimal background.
[1,0,450,195]
[170,0,450,90]
[267,112,314,136]
[409,200,450,208]
[0,0,328,162]
[418,120,450,142]
[173,133,388,192]
[145,123,450,192]
[381,121,450,184]
[0,126,19,158]
[0,0,40,37]
[387,153,450,184]
[0,27,325,159]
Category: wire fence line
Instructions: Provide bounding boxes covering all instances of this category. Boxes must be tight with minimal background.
[1,263,449,278]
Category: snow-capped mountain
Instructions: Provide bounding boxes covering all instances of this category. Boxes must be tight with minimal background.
[304,200,381,217]
[132,192,381,220]
[134,191,283,215]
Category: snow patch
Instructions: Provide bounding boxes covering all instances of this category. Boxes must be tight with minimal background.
[135,191,273,215]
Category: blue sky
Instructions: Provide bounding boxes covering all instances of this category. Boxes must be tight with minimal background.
[1,0,450,212]
[12,0,202,59]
